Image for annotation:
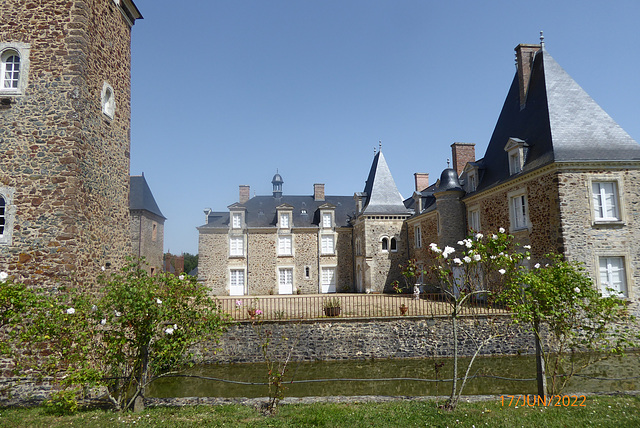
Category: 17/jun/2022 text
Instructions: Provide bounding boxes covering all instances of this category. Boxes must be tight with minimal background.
[501,395,587,407]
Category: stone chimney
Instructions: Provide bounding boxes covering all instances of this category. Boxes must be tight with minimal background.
[239,185,250,204]
[314,183,325,201]
[515,43,541,106]
[414,173,429,192]
[450,143,476,176]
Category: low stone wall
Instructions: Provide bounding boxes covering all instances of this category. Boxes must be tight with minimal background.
[202,314,538,364]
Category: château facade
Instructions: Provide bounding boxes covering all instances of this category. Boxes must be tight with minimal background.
[198,40,639,310]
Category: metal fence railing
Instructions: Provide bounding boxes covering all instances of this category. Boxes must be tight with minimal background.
[217,293,508,321]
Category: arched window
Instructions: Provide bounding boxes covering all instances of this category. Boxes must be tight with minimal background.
[1,50,20,90]
[0,195,5,237]
[101,82,116,119]
[381,237,389,251]
[390,237,397,252]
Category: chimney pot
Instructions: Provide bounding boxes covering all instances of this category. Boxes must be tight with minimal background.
[239,185,250,204]
[515,43,541,106]
[314,183,325,201]
[450,143,476,177]
[414,173,429,192]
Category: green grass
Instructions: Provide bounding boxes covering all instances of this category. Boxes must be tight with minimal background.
[1,395,639,427]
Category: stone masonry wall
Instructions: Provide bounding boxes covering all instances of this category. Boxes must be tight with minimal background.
[0,0,134,285]
[557,168,640,315]
[205,315,538,363]
[198,231,228,294]
[130,211,164,274]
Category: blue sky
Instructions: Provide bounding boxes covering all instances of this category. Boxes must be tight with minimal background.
[129,0,640,255]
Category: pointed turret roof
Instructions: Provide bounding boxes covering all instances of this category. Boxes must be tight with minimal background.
[130,175,166,219]
[362,151,409,215]
[477,46,640,192]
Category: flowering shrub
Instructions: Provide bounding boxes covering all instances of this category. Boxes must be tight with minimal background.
[1,260,230,412]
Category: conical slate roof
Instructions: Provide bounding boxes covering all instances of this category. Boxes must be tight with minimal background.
[362,151,409,215]
[477,47,640,192]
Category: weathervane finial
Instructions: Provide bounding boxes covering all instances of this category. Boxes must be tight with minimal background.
[540,30,545,47]
[446,158,450,168]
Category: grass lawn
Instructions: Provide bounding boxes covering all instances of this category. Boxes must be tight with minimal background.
[1,395,639,427]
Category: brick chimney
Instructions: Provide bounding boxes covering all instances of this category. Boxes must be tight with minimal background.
[515,43,541,106]
[450,143,476,176]
[239,185,250,204]
[414,173,429,192]
[314,183,325,201]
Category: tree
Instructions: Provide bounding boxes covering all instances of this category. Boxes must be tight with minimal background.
[183,253,198,275]
[1,260,230,412]
[500,254,639,396]
[428,230,529,410]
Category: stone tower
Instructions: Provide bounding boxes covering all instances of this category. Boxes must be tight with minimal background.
[0,1,142,285]
[353,151,410,293]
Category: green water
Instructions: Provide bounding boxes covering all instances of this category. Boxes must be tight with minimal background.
[147,353,640,398]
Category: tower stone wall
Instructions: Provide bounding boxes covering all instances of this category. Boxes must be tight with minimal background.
[0,1,140,285]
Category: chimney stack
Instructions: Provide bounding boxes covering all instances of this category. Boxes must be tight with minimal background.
[515,43,541,106]
[414,173,429,192]
[314,183,325,201]
[450,143,476,176]
[239,185,250,204]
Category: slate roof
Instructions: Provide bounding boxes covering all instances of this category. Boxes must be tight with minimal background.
[362,151,411,215]
[130,175,165,219]
[475,46,640,193]
[199,195,356,229]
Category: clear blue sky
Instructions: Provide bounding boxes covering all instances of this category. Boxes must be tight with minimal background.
[129,0,640,255]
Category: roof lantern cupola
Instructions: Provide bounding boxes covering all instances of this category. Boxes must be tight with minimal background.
[272,170,284,198]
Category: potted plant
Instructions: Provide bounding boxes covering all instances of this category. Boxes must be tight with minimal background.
[399,303,408,315]
[323,296,341,317]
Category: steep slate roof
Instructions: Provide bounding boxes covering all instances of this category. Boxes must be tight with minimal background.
[476,47,640,193]
[130,175,165,219]
[362,151,410,215]
[199,195,356,229]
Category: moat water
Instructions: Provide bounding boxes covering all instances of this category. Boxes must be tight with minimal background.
[147,352,640,398]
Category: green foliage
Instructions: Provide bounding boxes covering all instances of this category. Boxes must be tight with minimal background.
[500,254,639,395]
[41,389,80,416]
[322,297,341,309]
[93,260,231,410]
[0,275,39,356]
[183,253,198,275]
[1,259,230,412]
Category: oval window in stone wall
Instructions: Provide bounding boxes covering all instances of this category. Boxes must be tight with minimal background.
[101,82,116,119]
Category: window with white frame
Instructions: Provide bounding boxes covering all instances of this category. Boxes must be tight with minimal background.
[390,237,397,252]
[467,170,478,192]
[278,268,293,294]
[229,269,245,295]
[504,137,526,175]
[0,188,14,245]
[321,267,336,293]
[322,213,332,228]
[280,213,290,228]
[592,181,620,222]
[509,152,522,175]
[599,256,627,297]
[229,236,243,256]
[1,50,20,90]
[1,44,29,95]
[468,208,480,232]
[321,234,334,255]
[278,235,292,256]
[414,225,422,248]
[509,191,528,231]
[232,213,242,229]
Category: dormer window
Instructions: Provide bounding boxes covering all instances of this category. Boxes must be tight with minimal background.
[280,213,290,229]
[504,138,526,176]
[322,213,332,228]
[232,213,242,229]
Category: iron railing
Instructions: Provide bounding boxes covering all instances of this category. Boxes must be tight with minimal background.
[217,293,508,321]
